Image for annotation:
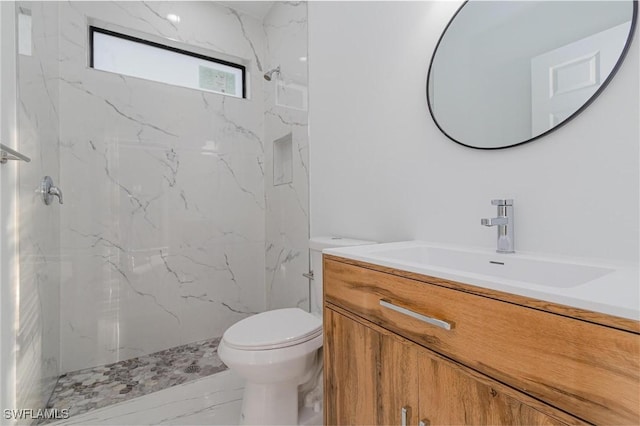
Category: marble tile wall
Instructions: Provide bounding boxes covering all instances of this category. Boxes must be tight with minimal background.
[263,2,310,311]
[16,0,61,412]
[58,1,267,373]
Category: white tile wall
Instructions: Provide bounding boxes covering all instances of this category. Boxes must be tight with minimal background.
[263,2,310,311]
[58,1,268,373]
[12,0,310,379]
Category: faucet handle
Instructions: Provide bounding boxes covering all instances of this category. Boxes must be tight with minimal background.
[41,176,63,205]
[491,199,513,206]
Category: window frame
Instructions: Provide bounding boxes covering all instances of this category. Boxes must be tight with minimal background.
[89,26,247,99]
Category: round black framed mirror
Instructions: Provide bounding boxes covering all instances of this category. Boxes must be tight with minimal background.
[426,0,638,149]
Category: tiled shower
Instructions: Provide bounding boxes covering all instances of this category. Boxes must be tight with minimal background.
[13,0,309,416]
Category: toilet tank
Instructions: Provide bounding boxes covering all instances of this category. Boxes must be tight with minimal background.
[309,237,376,315]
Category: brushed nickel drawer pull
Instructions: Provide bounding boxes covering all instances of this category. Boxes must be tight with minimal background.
[379,299,452,331]
[401,406,408,426]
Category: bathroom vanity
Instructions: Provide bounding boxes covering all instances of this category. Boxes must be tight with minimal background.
[322,245,640,425]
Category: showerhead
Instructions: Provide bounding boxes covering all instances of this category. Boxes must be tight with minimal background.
[264,66,281,81]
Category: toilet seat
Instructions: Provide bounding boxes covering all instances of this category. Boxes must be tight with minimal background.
[223,308,322,351]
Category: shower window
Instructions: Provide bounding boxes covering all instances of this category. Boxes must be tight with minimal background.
[89,26,246,98]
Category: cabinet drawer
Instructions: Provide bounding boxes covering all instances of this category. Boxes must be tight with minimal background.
[324,257,640,425]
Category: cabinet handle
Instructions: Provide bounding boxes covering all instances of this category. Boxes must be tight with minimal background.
[380,299,453,331]
[401,406,408,426]
[419,420,430,426]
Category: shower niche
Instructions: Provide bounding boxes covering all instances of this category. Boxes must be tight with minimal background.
[273,133,293,186]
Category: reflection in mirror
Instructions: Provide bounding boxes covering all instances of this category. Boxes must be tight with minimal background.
[427,1,637,149]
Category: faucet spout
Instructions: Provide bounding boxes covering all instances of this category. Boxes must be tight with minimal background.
[480,217,508,227]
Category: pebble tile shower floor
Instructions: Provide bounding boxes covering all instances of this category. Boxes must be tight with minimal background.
[43,337,227,421]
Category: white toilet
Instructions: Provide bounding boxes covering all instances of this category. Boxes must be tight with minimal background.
[218,237,375,425]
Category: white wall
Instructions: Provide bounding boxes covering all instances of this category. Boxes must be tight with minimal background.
[308,1,639,263]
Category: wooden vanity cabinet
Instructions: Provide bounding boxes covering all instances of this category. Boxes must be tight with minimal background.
[324,308,419,426]
[325,307,576,426]
[417,346,571,425]
[323,256,640,426]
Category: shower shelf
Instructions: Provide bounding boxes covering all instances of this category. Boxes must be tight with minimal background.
[0,143,31,164]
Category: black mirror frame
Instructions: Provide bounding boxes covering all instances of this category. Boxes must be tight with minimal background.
[426,0,638,150]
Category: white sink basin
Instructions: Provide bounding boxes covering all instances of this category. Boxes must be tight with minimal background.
[323,241,639,320]
[371,245,613,288]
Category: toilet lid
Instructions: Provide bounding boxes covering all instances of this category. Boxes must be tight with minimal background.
[223,308,322,350]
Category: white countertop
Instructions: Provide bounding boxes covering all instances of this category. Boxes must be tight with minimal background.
[324,241,640,321]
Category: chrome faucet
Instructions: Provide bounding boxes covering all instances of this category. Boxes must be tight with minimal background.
[481,199,514,253]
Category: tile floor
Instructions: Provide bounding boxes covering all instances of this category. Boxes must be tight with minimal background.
[45,338,227,421]
[45,336,323,425]
[49,370,244,425]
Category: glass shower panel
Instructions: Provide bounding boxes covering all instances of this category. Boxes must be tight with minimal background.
[15,1,61,411]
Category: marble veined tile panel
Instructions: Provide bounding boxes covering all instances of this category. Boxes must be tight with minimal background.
[263,2,310,311]
[59,1,267,372]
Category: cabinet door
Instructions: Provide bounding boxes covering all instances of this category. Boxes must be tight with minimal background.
[324,308,419,425]
[418,350,570,426]
[378,325,419,426]
[324,308,378,425]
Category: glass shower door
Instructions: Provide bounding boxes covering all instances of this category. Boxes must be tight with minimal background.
[0,1,61,416]
[0,1,20,414]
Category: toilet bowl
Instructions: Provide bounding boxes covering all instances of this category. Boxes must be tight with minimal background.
[218,237,375,425]
[218,308,322,425]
